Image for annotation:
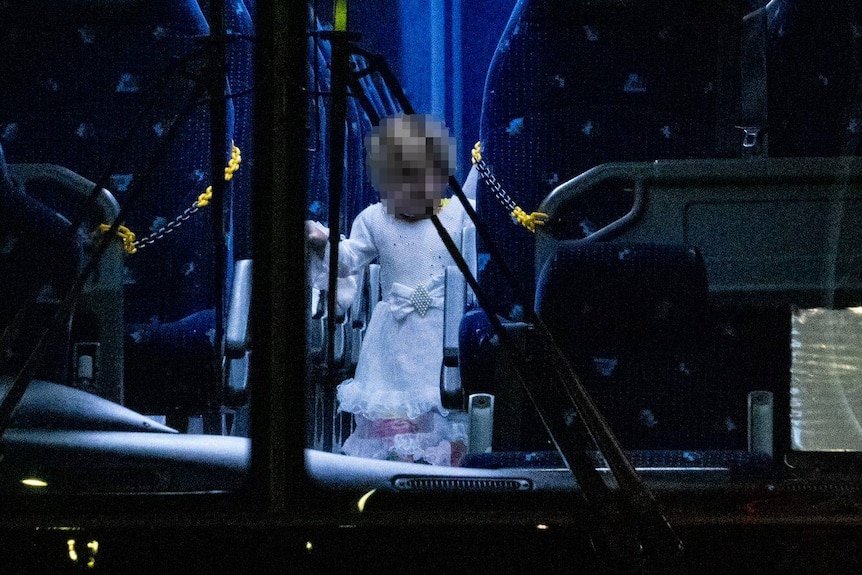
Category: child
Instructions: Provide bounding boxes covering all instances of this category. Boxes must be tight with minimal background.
[306,114,470,466]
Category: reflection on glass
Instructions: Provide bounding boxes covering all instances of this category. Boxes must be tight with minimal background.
[791,308,862,451]
[0,0,254,496]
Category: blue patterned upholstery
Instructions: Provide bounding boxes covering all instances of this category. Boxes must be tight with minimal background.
[198,0,255,262]
[477,1,741,314]
[766,1,862,157]
[0,1,242,412]
[304,14,402,229]
[476,0,862,316]
[535,242,738,450]
[456,0,859,454]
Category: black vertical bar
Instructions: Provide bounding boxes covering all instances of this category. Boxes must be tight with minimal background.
[209,1,228,403]
[253,0,308,511]
[325,3,350,371]
[740,6,769,156]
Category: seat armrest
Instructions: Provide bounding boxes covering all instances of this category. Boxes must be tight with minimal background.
[226,259,253,358]
[440,265,467,410]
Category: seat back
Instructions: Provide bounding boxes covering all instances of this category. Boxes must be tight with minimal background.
[198,0,256,263]
[0,1,243,413]
[766,1,862,157]
[477,0,741,314]
[535,242,739,450]
[477,0,862,314]
[1,157,123,403]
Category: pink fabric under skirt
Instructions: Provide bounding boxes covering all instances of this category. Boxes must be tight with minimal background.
[340,412,467,466]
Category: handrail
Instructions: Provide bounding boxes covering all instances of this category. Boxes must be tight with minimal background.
[537,156,862,308]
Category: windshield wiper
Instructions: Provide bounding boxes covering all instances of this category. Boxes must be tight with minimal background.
[328,41,683,570]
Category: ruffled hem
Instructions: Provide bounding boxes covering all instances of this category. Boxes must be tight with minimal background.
[340,412,468,467]
[337,377,447,420]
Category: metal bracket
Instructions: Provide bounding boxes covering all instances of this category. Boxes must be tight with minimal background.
[736,126,762,149]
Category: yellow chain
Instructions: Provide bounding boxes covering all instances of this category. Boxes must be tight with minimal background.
[471,141,483,164]
[196,144,242,208]
[509,206,548,233]
[470,141,548,233]
[98,224,137,255]
[102,145,242,254]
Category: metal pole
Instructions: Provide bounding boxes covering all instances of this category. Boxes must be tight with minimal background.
[326,0,350,370]
[209,1,228,406]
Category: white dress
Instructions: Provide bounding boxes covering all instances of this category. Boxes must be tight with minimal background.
[311,200,472,465]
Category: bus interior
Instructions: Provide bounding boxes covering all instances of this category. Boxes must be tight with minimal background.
[2,0,862,571]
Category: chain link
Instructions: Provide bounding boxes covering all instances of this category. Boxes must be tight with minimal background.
[474,158,518,213]
[101,145,241,255]
[470,141,548,233]
[132,205,201,251]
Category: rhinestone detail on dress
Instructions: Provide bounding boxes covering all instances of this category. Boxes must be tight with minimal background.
[410,284,432,317]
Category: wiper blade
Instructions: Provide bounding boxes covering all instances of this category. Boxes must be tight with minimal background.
[430,186,683,570]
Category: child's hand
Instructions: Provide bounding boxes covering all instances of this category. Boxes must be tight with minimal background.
[305,220,328,258]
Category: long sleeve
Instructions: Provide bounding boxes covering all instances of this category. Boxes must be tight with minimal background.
[333,205,380,278]
[309,204,381,309]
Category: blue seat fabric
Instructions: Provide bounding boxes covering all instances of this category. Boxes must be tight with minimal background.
[0,1,240,412]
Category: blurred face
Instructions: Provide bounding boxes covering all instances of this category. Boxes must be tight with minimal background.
[366,115,456,218]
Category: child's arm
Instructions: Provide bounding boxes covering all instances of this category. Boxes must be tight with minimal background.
[305,208,379,275]
[305,206,380,304]
[305,220,328,259]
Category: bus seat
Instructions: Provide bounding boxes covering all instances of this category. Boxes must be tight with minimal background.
[0,1,240,415]
[1,150,124,404]
[198,0,256,262]
[477,0,742,315]
[190,0,256,433]
[440,225,477,411]
[112,251,255,430]
[534,242,744,450]
[476,0,862,313]
[305,11,332,225]
[0,157,79,388]
[304,11,401,229]
[766,1,862,158]
[242,0,255,18]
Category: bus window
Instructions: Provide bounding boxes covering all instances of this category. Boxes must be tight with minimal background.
[303,0,862,499]
[0,0,255,495]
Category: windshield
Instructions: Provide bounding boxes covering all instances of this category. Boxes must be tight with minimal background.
[0,0,254,495]
[302,0,862,504]
[1,0,862,552]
